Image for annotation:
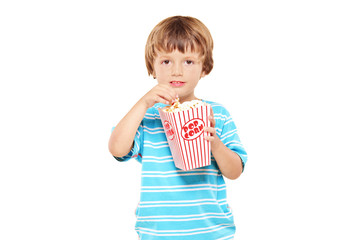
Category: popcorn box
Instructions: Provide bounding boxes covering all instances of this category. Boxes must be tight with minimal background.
[158,103,212,171]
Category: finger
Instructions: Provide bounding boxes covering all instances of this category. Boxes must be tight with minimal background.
[209,114,216,128]
[155,89,174,104]
[155,96,170,105]
[158,84,177,97]
[204,135,215,142]
[204,127,216,136]
[157,86,177,102]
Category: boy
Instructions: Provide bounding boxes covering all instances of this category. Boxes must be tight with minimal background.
[109,16,247,240]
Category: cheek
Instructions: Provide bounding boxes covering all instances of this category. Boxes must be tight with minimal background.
[188,68,204,79]
[154,71,169,83]
[154,66,170,77]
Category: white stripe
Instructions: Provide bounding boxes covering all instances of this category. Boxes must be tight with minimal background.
[221,132,237,142]
[224,140,243,147]
[143,112,160,119]
[136,223,232,233]
[144,113,158,117]
[217,234,235,240]
[139,199,228,208]
[139,202,227,208]
[142,169,219,175]
[142,155,172,160]
[140,198,226,204]
[141,187,226,192]
[137,225,232,236]
[144,141,168,145]
[221,129,237,139]
[141,173,220,177]
[214,113,230,120]
[143,116,157,120]
[133,141,140,152]
[143,126,164,131]
[210,104,223,108]
[143,144,169,149]
[143,129,164,134]
[226,144,243,149]
[136,214,233,222]
[142,159,173,163]
[141,183,225,188]
[224,119,234,126]
[138,212,231,219]
[224,140,241,145]
[214,116,227,122]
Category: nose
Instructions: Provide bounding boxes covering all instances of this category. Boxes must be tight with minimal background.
[171,62,183,76]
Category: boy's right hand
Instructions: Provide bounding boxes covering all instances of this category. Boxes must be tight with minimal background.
[140,84,177,109]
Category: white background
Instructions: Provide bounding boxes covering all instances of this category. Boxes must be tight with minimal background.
[1,0,359,239]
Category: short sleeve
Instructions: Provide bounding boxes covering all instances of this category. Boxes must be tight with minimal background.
[112,122,143,163]
[218,108,248,172]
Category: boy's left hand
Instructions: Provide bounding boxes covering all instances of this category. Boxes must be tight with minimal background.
[203,107,243,179]
[204,108,221,150]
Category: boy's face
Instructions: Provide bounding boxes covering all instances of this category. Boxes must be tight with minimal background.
[153,49,206,102]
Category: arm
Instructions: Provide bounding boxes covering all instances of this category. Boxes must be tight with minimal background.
[204,113,243,180]
[108,84,177,158]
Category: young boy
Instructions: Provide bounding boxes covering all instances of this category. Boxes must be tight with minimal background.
[109,16,247,240]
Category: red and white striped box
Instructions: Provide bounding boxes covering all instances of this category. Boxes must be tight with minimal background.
[158,104,212,171]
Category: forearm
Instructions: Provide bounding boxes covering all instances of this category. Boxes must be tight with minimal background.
[108,84,177,158]
[108,100,148,157]
[211,138,243,180]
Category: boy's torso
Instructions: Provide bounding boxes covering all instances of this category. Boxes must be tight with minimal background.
[135,101,236,239]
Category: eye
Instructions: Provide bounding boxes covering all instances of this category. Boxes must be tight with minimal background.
[185,60,194,65]
[161,60,170,65]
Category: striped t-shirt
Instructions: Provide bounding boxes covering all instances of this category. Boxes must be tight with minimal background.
[114,100,247,240]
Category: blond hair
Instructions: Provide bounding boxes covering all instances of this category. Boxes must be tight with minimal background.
[145,16,214,76]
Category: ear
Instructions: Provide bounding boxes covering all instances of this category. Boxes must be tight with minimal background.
[200,71,206,78]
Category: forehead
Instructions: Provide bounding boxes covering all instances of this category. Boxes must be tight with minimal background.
[155,49,202,59]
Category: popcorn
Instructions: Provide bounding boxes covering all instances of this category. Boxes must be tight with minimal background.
[159,98,212,171]
[163,98,208,113]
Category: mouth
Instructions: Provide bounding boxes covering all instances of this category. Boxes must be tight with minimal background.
[170,81,185,87]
